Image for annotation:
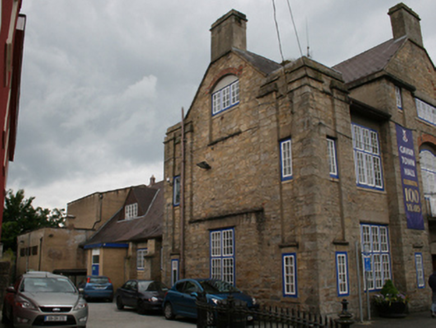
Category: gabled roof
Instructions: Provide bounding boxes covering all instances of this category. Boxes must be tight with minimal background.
[84,181,164,246]
[333,36,407,84]
[233,48,281,75]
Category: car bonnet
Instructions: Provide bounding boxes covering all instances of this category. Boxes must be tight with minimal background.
[21,292,81,307]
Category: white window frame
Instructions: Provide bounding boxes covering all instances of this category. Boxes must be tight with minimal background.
[210,228,235,285]
[415,253,425,288]
[173,176,181,206]
[420,150,436,198]
[92,248,100,265]
[282,253,297,297]
[327,138,338,178]
[360,224,391,291]
[212,80,239,115]
[352,124,383,190]
[280,139,292,181]
[137,248,148,270]
[416,98,436,126]
[125,203,138,220]
[171,259,179,286]
[336,252,349,296]
[395,86,402,110]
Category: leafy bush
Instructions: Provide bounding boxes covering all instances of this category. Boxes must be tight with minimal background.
[373,280,409,306]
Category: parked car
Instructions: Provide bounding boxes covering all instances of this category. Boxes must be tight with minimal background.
[78,275,114,302]
[162,278,257,321]
[2,271,88,327]
[115,280,169,314]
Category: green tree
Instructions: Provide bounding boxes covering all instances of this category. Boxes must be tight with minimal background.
[1,189,65,252]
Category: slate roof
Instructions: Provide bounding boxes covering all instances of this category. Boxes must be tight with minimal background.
[84,181,164,246]
[333,36,407,84]
[233,48,281,75]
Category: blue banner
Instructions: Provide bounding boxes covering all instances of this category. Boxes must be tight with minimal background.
[396,124,424,230]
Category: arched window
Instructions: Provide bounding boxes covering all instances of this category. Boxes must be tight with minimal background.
[211,75,239,115]
[420,149,436,197]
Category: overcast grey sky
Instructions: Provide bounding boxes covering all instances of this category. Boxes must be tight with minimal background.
[8,0,436,210]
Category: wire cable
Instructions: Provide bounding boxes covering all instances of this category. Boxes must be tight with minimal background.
[271,0,285,63]
[286,0,303,58]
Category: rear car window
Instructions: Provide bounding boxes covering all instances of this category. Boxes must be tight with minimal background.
[89,277,109,284]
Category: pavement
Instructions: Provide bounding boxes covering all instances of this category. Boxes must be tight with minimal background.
[353,311,436,328]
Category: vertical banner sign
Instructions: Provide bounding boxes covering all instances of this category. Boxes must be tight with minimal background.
[396,124,424,230]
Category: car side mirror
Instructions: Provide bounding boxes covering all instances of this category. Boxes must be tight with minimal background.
[6,286,16,294]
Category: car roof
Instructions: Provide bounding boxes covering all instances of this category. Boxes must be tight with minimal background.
[23,271,65,279]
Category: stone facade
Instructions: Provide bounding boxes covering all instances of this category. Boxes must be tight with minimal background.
[163,4,436,317]
[66,187,130,230]
[16,228,91,277]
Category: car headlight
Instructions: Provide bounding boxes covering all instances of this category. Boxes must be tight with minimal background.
[74,301,87,310]
[16,300,36,310]
[148,297,158,302]
[211,298,219,305]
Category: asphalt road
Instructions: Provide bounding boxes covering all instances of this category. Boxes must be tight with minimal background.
[0,300,196,328]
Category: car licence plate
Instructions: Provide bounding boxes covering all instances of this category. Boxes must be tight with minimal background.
[44,315,67,322]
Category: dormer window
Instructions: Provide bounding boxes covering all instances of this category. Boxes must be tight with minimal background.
[125,203,138,220]
[212,75,239,115]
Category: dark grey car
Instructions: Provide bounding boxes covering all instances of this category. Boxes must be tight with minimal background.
[2,271,88,327]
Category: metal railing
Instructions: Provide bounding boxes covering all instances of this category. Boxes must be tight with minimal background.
[196,295,354,328]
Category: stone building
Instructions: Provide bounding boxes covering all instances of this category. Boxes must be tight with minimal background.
[83,178,164,291]
[162,3,436,317]
[16,185,132,283]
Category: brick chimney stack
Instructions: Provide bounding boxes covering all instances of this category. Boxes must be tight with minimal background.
[210,9,247,62]
[388,3,423,47]
[149,175,155,186]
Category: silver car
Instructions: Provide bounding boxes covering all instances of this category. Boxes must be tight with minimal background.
[2,271,88,327]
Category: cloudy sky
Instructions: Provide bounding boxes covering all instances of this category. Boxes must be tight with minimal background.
[9,0,436,210]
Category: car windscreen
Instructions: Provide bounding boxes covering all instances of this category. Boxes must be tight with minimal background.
[138,281,169,292]
[22,277,76,293]
[89,277,109,284]
[200,280,241,294]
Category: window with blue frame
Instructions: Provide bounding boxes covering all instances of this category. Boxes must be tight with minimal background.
[171,259,179,285]
[336,252,349,296]
[352,124,383,190]
[395,86,402,110]
[282,253,297,297]
[212,77,239,116]
[280,139,292,181]
[415,253,425,288]
[210,228,235,285]
[327,138,338,178]
[137,248,148,270]
[360,224,391,290]
[173,176,180,206]
[416,98,436,126]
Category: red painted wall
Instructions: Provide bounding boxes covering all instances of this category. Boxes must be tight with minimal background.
[0,0,25,239]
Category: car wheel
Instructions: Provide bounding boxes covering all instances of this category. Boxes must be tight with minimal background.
[164,303,175,320]
[137,300,146,315]
[116,296,124,310]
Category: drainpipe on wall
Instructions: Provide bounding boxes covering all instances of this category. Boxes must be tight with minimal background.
[38,237,43,271]
[180,107,186,279]
[92,193,104,230]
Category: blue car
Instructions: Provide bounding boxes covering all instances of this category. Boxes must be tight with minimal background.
[163,278,256,321]
[78,275,114,302]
